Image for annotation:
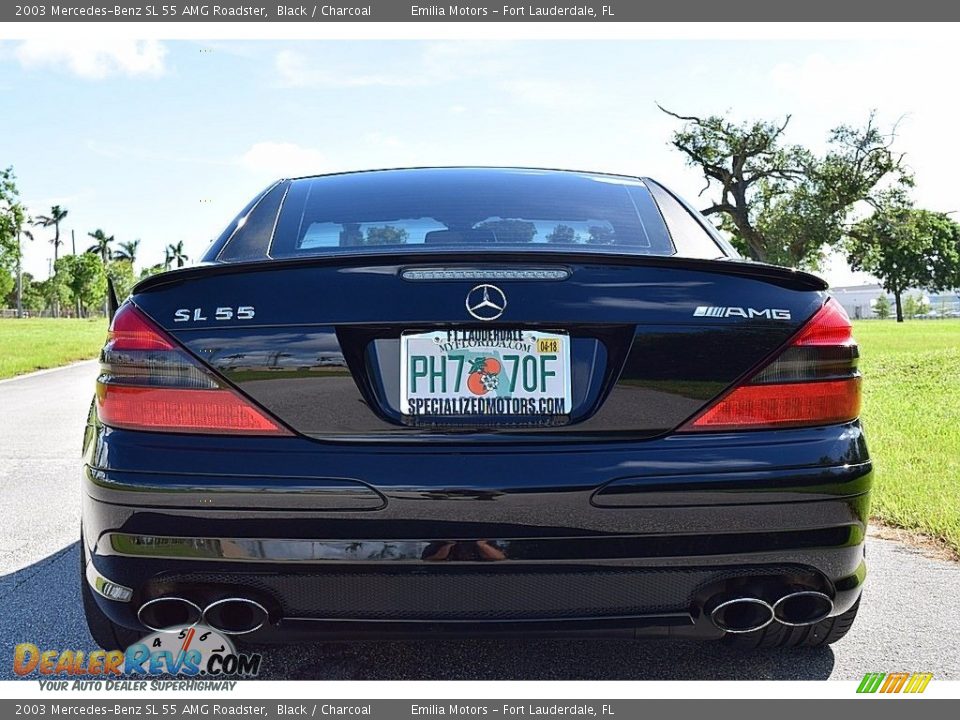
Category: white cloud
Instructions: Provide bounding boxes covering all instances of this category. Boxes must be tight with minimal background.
[498,78,574,109]
[418,41,517,82]
[238,141,329,178]
[271,41,591,118]
[363,132,405,149]
[85,140,226,166]
[274,49,424,89]
[15,39,167,79]
[273,42,518,90]
[770,51,929,109]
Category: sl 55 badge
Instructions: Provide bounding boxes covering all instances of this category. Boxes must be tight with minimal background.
[174,306,255,322]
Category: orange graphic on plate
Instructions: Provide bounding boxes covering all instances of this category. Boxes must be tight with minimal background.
[466,357,501,396]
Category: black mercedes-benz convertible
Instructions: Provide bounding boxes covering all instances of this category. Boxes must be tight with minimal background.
[81,167,869,650]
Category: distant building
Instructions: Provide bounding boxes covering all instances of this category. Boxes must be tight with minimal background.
[830,284,960,318]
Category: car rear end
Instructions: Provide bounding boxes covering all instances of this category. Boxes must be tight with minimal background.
[81,168,870,649]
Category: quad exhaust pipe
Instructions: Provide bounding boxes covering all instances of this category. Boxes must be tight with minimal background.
[773,590,833,626]
[707,587,834,633]
[138,585,833,637]
[137,596,203,633]
[708,597,775,634]
[202,598,270,635]
[137,596,270,635]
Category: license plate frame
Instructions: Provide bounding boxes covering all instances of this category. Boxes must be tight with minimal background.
[399,329,572,418]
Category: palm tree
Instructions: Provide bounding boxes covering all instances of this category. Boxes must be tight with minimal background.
[113,239,140,265]
[86,229,115,264]
[34,205,68,316]
[165,241,188,269]
[34,205,69,264]
[16,227,33,318]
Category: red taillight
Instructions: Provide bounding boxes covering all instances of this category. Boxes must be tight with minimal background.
[108,304,175,351]
[97,304,290,436]
[790,299,857,347]
[684,379,861,430]
[97,386,286,435]
[681,298,861,432]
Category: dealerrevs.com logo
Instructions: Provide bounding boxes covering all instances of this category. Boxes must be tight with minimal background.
[14,625,261,684]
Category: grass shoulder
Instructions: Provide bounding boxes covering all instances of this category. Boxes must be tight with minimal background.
[0,318,107,379]
[854,319,960,557]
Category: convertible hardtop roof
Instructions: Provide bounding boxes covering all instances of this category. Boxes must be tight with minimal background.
[281,166,648,183]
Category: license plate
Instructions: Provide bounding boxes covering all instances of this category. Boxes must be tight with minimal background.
[400,330,572,417]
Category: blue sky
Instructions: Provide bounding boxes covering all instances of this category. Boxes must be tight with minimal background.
[1,39,955,284]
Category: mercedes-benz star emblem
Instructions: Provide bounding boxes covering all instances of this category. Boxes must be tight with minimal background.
[465,284,507,321]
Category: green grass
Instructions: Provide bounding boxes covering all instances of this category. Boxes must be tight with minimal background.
[853,320,960,555]
[0,318,107,379]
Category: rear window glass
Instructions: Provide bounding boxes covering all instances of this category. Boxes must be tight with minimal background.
[261,169,676,259]
[211,169,735,263]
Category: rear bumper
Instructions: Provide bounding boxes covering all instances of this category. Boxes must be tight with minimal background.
[81,419,871,640]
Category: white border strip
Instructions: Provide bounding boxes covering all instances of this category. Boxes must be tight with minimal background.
[2,21,960,41]
[2,679,958,699]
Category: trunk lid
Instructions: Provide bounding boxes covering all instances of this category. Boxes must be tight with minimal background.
[131,253,826,442]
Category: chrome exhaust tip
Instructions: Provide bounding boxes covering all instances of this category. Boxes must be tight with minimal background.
[773,591,834,627]
[137,596,203,633]
[709,597,775,634]
[203,598,269,635]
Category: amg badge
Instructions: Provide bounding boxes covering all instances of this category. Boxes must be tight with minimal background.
[694,306,792,320]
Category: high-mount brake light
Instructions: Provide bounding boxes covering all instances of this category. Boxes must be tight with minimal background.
[96,303,290,436]
[680,298,861,432]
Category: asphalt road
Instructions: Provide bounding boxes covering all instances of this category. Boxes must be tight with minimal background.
[2,361,959,681]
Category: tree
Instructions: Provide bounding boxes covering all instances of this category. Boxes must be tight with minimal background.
[546,224,578,244]
[3,270,19,307]
[872,294,891,320]
[113,239,140,265]
[164,241,189,269]
[34,205,69,264]
[0,167,29,316]
[475,219,537,243]
[14,228,34,317]
[4,272,44,314]
[659,106,911,268]
[338,223,364,247]
[587,225,615,244]
[54,253,107,317]
[34,204,69,316]
[0,266,13,304]
[87,229,117,316]
[140,263,166,280]
[87,229,115,264]
[106,259,137,302]
[902,294,923,319]
[364,226,408,245]
[846,206,960,322]
[35,275,70,316]
[0,167,25,270]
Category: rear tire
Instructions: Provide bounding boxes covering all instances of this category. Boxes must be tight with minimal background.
[723,595,861,648]
[80,530,142,651]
